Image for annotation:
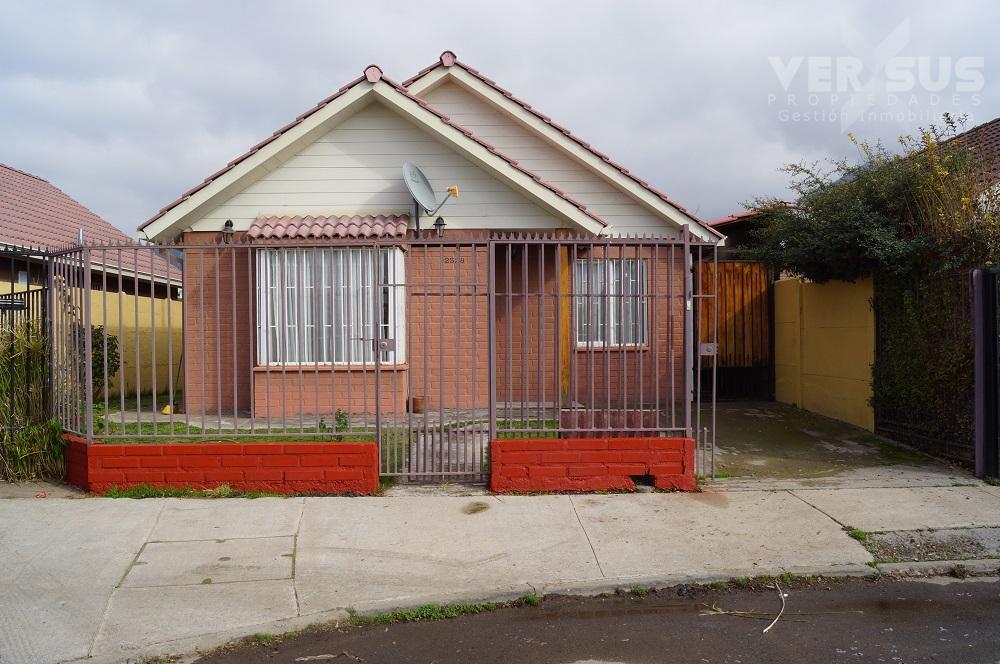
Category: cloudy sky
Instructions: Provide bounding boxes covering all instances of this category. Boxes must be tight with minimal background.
[1,1,996,236]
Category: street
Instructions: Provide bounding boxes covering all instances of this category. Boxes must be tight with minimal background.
[195,576,1000,664]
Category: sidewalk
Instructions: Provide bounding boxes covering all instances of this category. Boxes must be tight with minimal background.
[3,478,1000,664]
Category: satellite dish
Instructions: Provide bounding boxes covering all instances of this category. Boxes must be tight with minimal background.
[403,162,458,216]
[403,162,439,214]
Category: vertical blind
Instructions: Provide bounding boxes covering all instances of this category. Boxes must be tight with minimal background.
[575,258,648,346]
[256,247,405,365]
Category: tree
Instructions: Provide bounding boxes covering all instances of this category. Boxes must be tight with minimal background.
[749,114,999,282]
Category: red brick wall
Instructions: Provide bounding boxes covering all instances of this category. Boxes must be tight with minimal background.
[407,242,490,411]
[495,244,557,405]
[495,245,686,410]
[252,367,407,417]
[571,247,686,411]
[63,434,378,495]
[182,233,253,415]
[490,436,695,493]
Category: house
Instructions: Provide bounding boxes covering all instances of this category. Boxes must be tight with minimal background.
[0,163,181,396]
[137,52,720,468]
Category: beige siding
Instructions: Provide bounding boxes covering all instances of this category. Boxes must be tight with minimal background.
[421,83,679,237]
[189,101,564,232]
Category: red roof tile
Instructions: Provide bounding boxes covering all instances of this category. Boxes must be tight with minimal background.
[0,163,137,249]
[247,215,410,240]
[707,210,759,227]
[0,163,173,279]
[948,116,1000,180]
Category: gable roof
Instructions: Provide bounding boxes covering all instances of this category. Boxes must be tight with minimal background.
[0,163,136,249]
[140,65,610,241]
[404,51,722,243]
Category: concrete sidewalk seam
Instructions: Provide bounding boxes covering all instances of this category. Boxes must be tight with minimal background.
[569,495,606,578]
[787,489,850,528]
[292,498,304,616]
[86,499,166,659]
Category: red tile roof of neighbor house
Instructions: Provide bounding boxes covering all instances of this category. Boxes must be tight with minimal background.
[0,163,173,280]
[140,63,608,233]
[707,210,759,227]
[949,116,1000,179]
[0,163,138,249]
[248,214,410,240]
[403,51,712,228]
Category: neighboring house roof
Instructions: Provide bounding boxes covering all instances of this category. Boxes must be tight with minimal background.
[0,163,174,282]
[707,210,759,228]
[0,163,135,249]
[948,116,1000,180]
[404,51,722,242]
[248,214,409,240]
[140,65,608,241]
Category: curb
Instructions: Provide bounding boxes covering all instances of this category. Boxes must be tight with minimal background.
[69,608,350,664]
[80,564,878,663]
[876,558,1000,577]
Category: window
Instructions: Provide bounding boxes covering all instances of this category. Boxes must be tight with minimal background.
[256,248,405,365]
[575,258,648,346]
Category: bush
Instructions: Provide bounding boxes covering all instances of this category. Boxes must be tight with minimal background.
[0,320,64,481]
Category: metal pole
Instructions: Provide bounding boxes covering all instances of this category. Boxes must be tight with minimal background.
[83,249,94,443]
[682,226,692,438]
[487,238,496,442]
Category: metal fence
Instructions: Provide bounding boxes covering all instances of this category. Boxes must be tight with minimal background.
[873,270,975,464]
[0,245,50,442]
[32,231,717,482]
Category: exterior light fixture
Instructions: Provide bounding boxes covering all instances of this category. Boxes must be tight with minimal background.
[222,219,235,244]
[433,216,446,238]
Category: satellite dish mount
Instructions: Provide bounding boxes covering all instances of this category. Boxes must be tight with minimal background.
[402,162,459,237]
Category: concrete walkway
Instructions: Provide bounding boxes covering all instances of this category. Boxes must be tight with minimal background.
[3,479,1000,664]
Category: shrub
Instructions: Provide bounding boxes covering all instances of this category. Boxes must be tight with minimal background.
[0,320,64,480]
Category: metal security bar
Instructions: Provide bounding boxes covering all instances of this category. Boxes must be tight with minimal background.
[0,244,51,443]
[24,230,717,482]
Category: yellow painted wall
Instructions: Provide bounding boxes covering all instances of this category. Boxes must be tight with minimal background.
[774,277,875,431]
[1,280,184,397]
[88,290,184,397]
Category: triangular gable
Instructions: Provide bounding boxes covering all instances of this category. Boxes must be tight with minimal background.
[404,52,722,243]
[140,66,605,241]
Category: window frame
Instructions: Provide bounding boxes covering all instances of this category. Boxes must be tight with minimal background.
[255,246,406,367]
[574,257,649,348]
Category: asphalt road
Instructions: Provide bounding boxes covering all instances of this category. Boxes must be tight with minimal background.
[195,576,1000,664]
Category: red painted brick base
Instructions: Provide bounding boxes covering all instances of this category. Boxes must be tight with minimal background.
[63,434,378,495]
[490,437,696,493]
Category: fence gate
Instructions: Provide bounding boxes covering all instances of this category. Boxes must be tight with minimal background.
[375,238,492,482]
[699,260,772,400]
